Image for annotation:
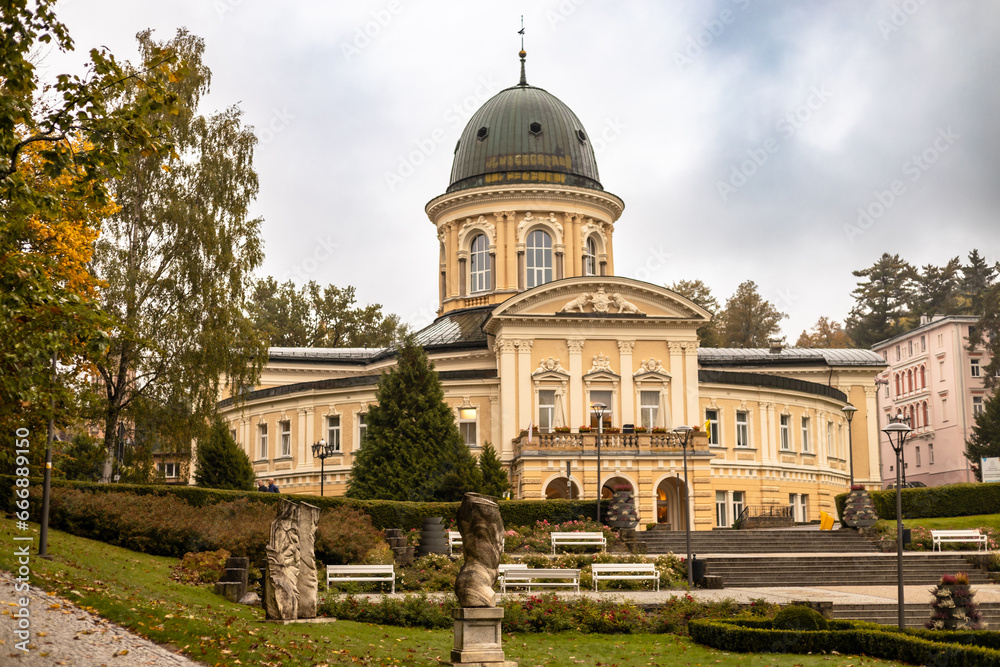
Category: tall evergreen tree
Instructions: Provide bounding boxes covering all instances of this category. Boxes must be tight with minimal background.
[194,419,256,490]
[717,281,787,348]
[968,283,1000,387]
[346,339,482,501]
[846,253,916,348]
[668,279,721,347]
[961,249,998,316]
[911,258,963,318]
[478,442,512,498]
[965,390,1000,481]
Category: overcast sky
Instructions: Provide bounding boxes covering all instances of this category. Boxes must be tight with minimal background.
[46,0,1000,341]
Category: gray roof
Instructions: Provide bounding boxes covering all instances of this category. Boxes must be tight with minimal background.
[409,306,491,350]
[269,347,381,363]
[698,347,887,368]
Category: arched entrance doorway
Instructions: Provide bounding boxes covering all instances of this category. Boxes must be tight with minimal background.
[602,475,632,499]
[545,477,582,499]
[655,477,687,530]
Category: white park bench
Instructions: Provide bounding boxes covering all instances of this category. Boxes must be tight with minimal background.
[448,530,463,555]
[931,529,988,552]
[326,564,395,594]
[499,567,580,594]
[591,563,660,592]
[551,531,606,554]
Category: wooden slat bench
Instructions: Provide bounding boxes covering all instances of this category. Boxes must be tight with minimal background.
[448,531,463,555]
[551,531,606,554]
[931,529,988,552]
[591,563,660,592]
[499,567,580,594]
[326,565,395,594]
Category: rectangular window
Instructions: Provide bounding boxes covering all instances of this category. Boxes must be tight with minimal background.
[941,398,948,422]
[639,391,659,429]
[896,345,901,361]
[973,396,984,416]
[938,333,944,347]
[731,491,745,522]
[735,411,749,447]
[908,340,913,356]
[716,491,728,527]
[921,335,926,352]
[589,390,613,429]
[798,494,808,522]
[538,390,556,433]
[158,462,178,479]
[358,413,368,447]
[801,416,811,453]
[929,443,934,465]
[280,420,291,457]
[780,415,790,450]
[939,359,945,379]
[915,446,921,467]
[705,409,719,445]
[259,423,268,459]
[459,407,478,446]
[327,415,341,453]
[971,358,981,377]
[789,493,797,521]
[827,422,834,457]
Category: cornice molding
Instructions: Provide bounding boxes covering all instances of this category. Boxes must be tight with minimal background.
[425,184,625,222]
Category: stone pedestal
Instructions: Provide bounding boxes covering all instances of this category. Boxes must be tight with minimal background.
[215,557,250,602]
[448,607,517,667]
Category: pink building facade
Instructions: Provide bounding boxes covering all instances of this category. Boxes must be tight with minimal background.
[872,315,992,488]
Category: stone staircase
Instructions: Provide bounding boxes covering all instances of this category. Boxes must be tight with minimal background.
[632,528,878,555]
[703,553,992,588]
[831,602,1000,628]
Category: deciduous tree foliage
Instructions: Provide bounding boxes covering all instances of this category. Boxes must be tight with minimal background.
[965,389,1000,481]
[717,281,787,348]
[795,317,854,348]
[846,253,917,348]
[668,279,721,347]
[195,418,256,491]
[251,278,407,348]
[346,339,483,501]
[91,29,266,482]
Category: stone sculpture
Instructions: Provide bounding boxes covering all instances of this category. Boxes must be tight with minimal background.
[264,499,320,621]
[558,293,590,313]
[612,293,641,314]
[454,493,504,608]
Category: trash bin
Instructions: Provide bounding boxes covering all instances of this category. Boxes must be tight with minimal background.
[691,557,706,582]
[902,528,912,545]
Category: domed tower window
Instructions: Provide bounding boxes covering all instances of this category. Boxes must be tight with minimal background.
[526,230,553,288]
[469,233,491,293]
[583,236,597,276]
[529,122,542,135]
[476,126,489,141]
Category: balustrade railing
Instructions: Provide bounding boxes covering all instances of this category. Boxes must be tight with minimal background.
[513,430,698,455]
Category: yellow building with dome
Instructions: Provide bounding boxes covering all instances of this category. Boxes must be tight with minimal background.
[218,52,886,530]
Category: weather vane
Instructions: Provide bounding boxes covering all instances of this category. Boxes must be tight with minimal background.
[518,15,525,52]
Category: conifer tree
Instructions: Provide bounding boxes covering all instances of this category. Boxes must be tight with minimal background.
[965,390,1000,481]
[478,442,512,498]
[194,419,256,490]
[846,253,916,348]
[346,339,482,501]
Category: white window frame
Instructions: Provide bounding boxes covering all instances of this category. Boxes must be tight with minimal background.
[705,409,719,446]
[525,229,553,288]
[780,414,790,451]
[639,390,659,429]
[583,236,597,276]
[158,462,178,479]
[801,416,811,453]
[929,442,935,465]
[327,415,341,453]
[538,390,556,433]
[589,389,613,429]
[735,411,749,448]
[357,413,368,447]
[259,423,268,459]
[973,396,984,417]
[731,491,745,522]
[458,407,478,446]
[715,491,727,527]
[971,358,981,377]
[469,233,490,293]
[280,420,291,458]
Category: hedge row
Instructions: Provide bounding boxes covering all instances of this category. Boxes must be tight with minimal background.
[689,618,1000,666]
[835,481,1000,522]
[1,475,605,530]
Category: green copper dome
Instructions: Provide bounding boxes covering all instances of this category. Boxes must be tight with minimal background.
[447,55,603,193]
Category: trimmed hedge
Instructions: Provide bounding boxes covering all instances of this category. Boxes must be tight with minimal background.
[689,617,1000,666]
[835,481,1000,522]
[1,475,605,530]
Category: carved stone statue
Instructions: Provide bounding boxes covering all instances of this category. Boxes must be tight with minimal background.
[612,293,642,314]
[534,357,565,374]
[590,287,612,313]
[264,499,320,621]
[558,293,590,313]
[454,493,504,608]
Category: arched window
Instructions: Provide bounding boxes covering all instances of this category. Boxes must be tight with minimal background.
[583,236,597,276]
[895,374,900,396]
[469,234,490,293]
[920,365,926,388]
[525,229,552,288]
[923,401,929,425]
[907,369,913,393]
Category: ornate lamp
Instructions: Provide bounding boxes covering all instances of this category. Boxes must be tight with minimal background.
[591,402,607,523]
[311,438,336,496]
[674,425,694,586]
[842,404,857,486]
[883,420,913,630]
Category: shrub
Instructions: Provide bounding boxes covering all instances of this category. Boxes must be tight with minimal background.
[835,481,1000,522]
[771,605,828,631]
[171,550,231,584]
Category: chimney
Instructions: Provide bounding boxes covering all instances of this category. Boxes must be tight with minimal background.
[769,339,783,354]
[920,315,930,326]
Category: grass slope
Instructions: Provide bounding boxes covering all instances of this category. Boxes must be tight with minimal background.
[0,519,906,666]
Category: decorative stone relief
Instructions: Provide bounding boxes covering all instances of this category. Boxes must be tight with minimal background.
[557,286,642,315]
[589,353,613,374]
[558,293,591,313]
[612,294,641,314]
[547,213,563,235]
[534,357,566,374]
[566,338,585,353]
[617,340,635,354]
[636,358,664,375]
[496,337,518,354]
[264,499,320,621]
[454,493,504,608]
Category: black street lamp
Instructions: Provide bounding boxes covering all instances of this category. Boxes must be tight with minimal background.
[674,424,694,587]
[883,420,913,630]
[891,410,911,485]
[311,438,336,496]
[842,404,857,487]
[591,402,607,523]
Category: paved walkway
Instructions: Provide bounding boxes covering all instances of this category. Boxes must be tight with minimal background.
[0,571,198,666]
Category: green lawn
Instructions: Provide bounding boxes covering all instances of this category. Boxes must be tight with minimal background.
[898,514,1000,531]
[1,519,907,666]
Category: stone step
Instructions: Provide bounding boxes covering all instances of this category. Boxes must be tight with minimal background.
[633,529,878,554]
[831,603,1000,628]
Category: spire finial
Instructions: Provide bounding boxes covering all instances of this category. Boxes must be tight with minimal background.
[518,15,527,86]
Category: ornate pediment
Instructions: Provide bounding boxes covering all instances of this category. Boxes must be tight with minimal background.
[557,286,643,315]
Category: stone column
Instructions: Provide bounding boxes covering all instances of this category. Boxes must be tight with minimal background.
[567,339,585,429]
[297,408,309,466]
[668,342,685,427]
[516,340,533,433]
[493,213,507,290]
[618,340,635,425]
[863,384,880,484]
[497,338,518,456]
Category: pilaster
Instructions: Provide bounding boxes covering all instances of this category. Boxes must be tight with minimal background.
[618,339,635,425]
[567,338,585,428]
[516,339,533,435]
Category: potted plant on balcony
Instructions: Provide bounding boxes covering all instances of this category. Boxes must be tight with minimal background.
[634,426,648,433]
[650,427,668,434]
[604,426,621,434]
[578,425,592,433]
[554,426,571,433]
[607,484,639,530]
